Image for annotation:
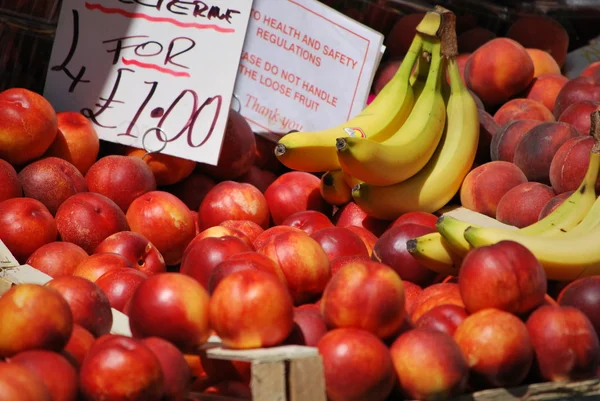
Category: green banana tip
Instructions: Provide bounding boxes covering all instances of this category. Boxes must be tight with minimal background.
[463,226,477,243]
[435,215,446,228]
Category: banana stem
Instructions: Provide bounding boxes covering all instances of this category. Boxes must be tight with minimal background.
[591,110,600,153]
[335,138,348,152]
[274,144,286,157]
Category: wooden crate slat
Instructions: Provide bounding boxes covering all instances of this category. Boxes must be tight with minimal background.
[204,341,318,363]
[450,379,600,401]
[251,361,286,401]
[289,355,327,401]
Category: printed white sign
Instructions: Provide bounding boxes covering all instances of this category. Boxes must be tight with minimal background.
[44,0,253,165]
[234,0,384,134]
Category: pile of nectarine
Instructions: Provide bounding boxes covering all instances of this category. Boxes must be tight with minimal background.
[2,8,600,399]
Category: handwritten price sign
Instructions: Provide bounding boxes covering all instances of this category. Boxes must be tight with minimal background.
[44,0,253,165]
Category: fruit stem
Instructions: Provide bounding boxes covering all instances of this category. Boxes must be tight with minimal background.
[336,138,348,151]
[591,110,600,153]
[274,144,286,157]
[437,7,457,58]
[352,183,361,193]
[322,172,334,187]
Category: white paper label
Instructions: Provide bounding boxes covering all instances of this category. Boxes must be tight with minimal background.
[233,0,384,134]
[44,0,254,165]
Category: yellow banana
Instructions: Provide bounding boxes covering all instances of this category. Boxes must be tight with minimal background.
[336,34,447,186]
[273,12,443,173]
[463,197,600,281]
[320,170,352,206]
[409,144,600,274]
[351,50,479,219]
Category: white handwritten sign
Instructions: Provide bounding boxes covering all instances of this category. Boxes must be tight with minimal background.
[44,0,253,165]
[234,0,384,134]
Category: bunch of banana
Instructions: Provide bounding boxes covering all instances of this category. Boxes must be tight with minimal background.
[273,10,441,173]
[275,7,481,223]
[409,111,600,280]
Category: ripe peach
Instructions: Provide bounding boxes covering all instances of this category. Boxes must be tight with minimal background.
[373,223,437,286]
[373,60,402,95]
[10,350,78,401]
[493,99,554,127]
[180,236,253,289]
[550,136,600,194]
[526,74,569,117]
[129,273,211,351]
[414,304,468,336]
[166,172,215,211]
[496,182,555,228]
[238,165,278,193]
[513,121,581,184]
[196,109,256,180]
[0,362,52,401]
[554,76,600,119]
[257,230,331,305]
[411,283,465,322]
[207,251,286,294]
[454,308,534,388]
[198,181,270,229]
[321,260,405,339]
[209,269,294,349]
[95,268,148,312]
[63,324,95,368]
[85,155,157,212]
[0,197,57,263]
[282,210,334,235]
[18,157,87,215]
[219,220,264,243]
[538,191,574,220]
[79,335,165,401]
[558,100,600,135]
[265,171,331,225]
[311,227,369,262]
[142,337,192,401]
[0,158,21,201]
[459,161,528,218]
[0,284,73,357]
[72,252,132,283]
[557,276,600,338]
[126,191,196,265]
[125,147,196,186]
[0,88,58,166]
[391,329,468,400]
[391,211,437,229]
[334,201,390,236]
[384,13,425,60]
[459,241,547,314]
[403,281,423,318]
[45,111,100,175]
[507,15,569,67]
[94,231,166,275]
[526,48,561,77]
[457,27,496,54]
[581,61,600,80]
[284,309,328,347]
[346,225,378,256]
[318,328,396,401]
[330,254,372,277]
[26,241,88,278]
[55,192,129,254]
[476,110,500,164]
[252,225,303,250]
[194,226,254,249]
[527,305,600,382]
[490,120,544,163]
[464,38,534,108]
[46,276,113,337]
